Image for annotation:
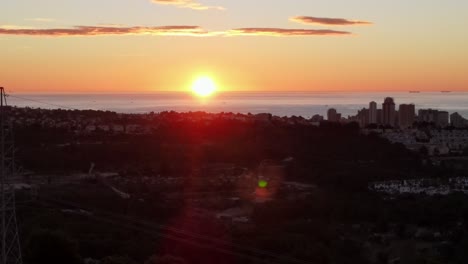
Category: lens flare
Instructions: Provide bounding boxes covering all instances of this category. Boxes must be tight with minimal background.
[258,180,268,188]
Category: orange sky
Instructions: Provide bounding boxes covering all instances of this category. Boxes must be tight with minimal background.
[1,0,468,93]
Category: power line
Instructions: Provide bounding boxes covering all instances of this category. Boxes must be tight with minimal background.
[6,94,81,111]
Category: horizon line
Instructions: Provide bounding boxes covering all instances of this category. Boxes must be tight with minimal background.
[5,90,468,95]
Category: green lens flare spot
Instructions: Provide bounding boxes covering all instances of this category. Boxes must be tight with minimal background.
[258,180,268,188]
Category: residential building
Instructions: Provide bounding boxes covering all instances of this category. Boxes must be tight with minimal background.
[437,111,449,127]
[382,97,396,126]
[418,109,449,127]
[357,108,369,127]
[399,104,416,128]
[311,114,324,122]
[369,101,377,124]
[451,112,468,128]
[327,108,339,122]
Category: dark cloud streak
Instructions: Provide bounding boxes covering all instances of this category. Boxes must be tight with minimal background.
[0,25,351,37]
[228,28,351,36]
[291,16,372,26]
[0,25,213,36]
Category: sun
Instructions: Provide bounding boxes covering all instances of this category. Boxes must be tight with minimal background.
[192,76,217,97]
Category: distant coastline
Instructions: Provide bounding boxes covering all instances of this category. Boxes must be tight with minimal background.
[7,91,468,118]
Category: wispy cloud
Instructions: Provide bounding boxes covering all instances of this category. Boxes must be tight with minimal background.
[0,25,351,37]
[0,25,37,30]
[0,25,216,37]
[290,16,372,26]
[25,18,56,23]
[151,0,224,10]
[227,28,351,37]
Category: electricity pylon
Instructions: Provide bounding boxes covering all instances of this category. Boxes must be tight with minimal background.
[0,87,22,264]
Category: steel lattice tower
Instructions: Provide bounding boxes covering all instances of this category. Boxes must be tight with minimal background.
[0,87,22,264]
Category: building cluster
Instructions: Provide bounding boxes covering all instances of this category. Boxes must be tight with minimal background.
[327,97,468,128]
[6,99,468,136]
[370,177,468,196]
[6,107,319,135]
[372,129,468,155]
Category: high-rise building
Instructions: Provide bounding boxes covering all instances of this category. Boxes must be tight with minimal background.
[437,111,449,127]
[369,101,377,124]
[327,108,339,122]
[418,109,449,127]
[357,108,370,127]
[418,109,438,123]
[382,97,396,126]
[398,104,415,128]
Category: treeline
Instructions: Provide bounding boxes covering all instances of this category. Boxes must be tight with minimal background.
[15,119,420,183]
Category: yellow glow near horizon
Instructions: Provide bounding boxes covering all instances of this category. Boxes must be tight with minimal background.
[192,76,217,97]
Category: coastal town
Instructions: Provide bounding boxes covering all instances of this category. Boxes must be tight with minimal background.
[3,0,468,263]
[1,100,467,264]
[8,96,468,158]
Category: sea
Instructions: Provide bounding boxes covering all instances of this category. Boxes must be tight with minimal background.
[7,91,468,118]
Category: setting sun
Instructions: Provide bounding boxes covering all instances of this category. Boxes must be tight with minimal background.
[192,76,217,97]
